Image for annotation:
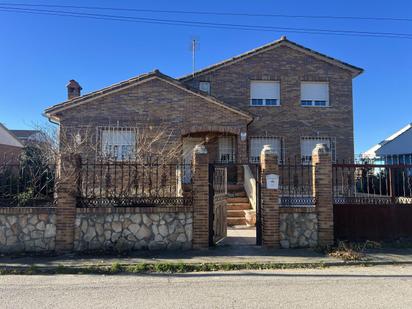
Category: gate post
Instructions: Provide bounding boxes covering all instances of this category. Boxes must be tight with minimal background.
[55,153,81,252]
[192,145,210,249]
[312,144,334,246]
[260,145,280,248]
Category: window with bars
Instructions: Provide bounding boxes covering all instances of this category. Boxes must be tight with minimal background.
[301,82,329,107]
[300,136,336,164]
[250,81,280,106]
[249,137,283,163]
[218,136,236,163]
[98,126,138,161]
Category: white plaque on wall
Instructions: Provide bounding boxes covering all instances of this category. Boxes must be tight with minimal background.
[266,174,279,189]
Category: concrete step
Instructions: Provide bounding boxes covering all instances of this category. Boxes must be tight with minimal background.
[226,197,249,203]
[227,191,246,198]
[227,209,245,218]
[227,184,243,192]
[227,217,246,226]
[227,203,251,211]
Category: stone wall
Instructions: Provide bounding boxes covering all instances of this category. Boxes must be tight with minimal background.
[0,208,56,253]
[74,210,192,251]
[280,211,318,248]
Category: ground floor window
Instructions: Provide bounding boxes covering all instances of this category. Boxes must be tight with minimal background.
[218,136,236,163]
[98,126,138,161]
[300,136,336,164]
[249,137,283,163]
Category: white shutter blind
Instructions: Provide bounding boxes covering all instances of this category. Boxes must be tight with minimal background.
[250,81,280,100]
[218,136,235,163]
[301,82,329,101]
[250,137,281,163]
[101,128,136,160]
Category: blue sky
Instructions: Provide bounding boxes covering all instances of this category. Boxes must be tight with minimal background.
[0,0,411,153]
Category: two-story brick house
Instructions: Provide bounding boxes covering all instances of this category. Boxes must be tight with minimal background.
[44,36,363,169]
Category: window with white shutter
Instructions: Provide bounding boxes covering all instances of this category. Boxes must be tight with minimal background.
[250,81,280,106]
[249,137,282,163]
[301,82,329,107]
[218,136,235,163]
[300,137,335,164]
[99,127,137,161]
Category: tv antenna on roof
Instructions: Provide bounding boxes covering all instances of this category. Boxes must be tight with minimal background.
[190,38,199,78]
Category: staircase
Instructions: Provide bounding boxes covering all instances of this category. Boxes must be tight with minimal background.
[226,184,253,226]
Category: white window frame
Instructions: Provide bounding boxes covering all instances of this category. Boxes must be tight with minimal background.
[300,82,329,107]
[249,136,284,164]
[199,81,211,95]
[300,136,336,164]
[250,80,280,106]
[97,126,138,161]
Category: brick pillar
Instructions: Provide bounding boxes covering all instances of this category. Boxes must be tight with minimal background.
[191,145,210,249]
[312,144,334,246]
[236,132,247,184]
[260,145,280,248]
[55,153,81,252]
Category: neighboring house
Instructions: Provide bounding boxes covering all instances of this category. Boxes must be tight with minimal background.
[44,36,363,169]
[0,123,24,164]
[10,129,43,145]
[362,123,412,164]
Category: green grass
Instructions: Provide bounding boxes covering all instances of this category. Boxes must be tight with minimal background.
[0,261,330,275]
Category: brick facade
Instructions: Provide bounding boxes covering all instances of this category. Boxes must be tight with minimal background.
[182,40,361,162]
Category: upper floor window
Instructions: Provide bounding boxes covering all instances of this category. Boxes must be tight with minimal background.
[249,137,283,163]
[199,81,211,95]
[99,126,137,161]
[300,136,336,164]
[250,81,280,106]
[301,82,329,107]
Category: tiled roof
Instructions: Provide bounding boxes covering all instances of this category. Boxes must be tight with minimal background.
[179,36,363,81]
[44,70,253,122]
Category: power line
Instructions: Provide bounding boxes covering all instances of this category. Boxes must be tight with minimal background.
[0,6,411,40]
[0,2,411,22]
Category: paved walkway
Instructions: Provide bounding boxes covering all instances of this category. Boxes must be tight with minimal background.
[218,226,256,246]
[1,247,412,269]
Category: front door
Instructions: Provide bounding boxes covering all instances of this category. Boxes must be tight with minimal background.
[182,137,203,183]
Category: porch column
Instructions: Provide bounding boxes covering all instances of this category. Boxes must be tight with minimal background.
[55,153,81,252]
[312,144,334,246]
[260,145,280,248]
[236,132,248,183]
[192,145,210,249]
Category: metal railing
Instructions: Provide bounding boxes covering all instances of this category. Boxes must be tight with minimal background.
[212,166,227,196]
[333,162,412,205]
[0,162,55,207]
[279,158,315,207]
[77,160,193,208]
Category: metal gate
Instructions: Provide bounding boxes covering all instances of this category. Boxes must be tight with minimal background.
[208,163,262,246]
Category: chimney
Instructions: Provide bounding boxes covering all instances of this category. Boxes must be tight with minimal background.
[67,79,82,100]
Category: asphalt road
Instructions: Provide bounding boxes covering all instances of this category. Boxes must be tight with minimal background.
[1,265,412,308]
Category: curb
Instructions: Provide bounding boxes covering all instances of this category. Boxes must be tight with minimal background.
[1,260,411,275]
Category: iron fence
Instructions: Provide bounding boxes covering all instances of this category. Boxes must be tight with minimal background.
[0,162,55,207]
[333,162,412,205]
[279,158,315,207]
[77,160,193,208]
[212,166,227,196]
